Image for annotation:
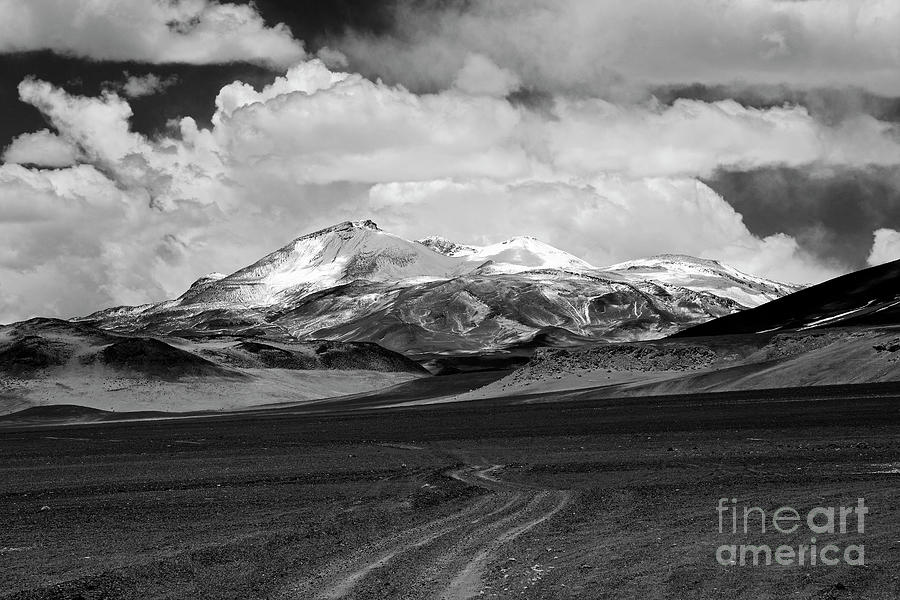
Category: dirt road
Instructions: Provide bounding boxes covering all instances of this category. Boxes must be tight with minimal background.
[280,462,571,600]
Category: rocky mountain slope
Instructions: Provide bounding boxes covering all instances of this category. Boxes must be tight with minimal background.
[79,220,797,354]
[673,257,900,337]
[453,258,900,402]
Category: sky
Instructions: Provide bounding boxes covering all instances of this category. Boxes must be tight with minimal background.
[1,0,900,322]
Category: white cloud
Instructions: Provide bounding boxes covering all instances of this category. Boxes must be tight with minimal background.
[0,163,166,321]
[867,228,900,266]
[0,0,305,68]
[2,130,81,168]
[207,62,900,183]
[210,61,900,183]
[16,78,233,212]
[453,54,521,97]
[367,178,840,285]
[2,59,894,320]
[545,98,900,178]
[18,79,144,165]
[315,47,349,70]
[0,162,342,323]
[708,233,838,287]
[212,60,532,184]
[368,178,749,264]
[119,72,178,98]
[336,0,900,96]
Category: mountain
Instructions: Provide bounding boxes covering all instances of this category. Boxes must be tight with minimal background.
[80,220,795,354]
[0,318,427,415]
[673,258,900,338]
[420,235,595,274]
[453,257,900,402]
[178,220,474,308]
[603,255,798,309]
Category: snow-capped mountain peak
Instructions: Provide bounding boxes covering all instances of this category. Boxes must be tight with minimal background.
[417,234,594,273]
[81,221,799,354]
[605,254,724,271]
[305,219,380,236]
[467,236,595,273]
[179,220,473,307]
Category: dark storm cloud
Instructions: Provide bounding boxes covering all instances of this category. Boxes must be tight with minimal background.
[705,167,900,270]
[247,0,398,42]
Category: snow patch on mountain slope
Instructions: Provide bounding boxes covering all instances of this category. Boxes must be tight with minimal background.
[180,221,477,307]
[416,236,477,257]
[603,254,799,308]
[194,272,227,285]
[464,237,595,273]
[419,234,594,274]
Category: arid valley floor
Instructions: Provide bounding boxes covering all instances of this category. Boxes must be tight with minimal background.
[2,374,899,599]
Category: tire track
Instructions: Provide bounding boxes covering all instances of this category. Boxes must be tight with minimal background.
[278,493,498,600]
[280,463,571,600]
[436,489,571,599]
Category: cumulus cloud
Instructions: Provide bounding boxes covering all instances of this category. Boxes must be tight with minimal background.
[16,61,900,191]
[117,72,179,98]
[210,61,900,181]
[315,47,349,70]
[2,130,81,168]
[0,0,305,68]
[867,228,900,266]
[368,178,754,263]
[453,54,521,97]
[18,79,144,165]
[0,160,341,323]
[546,98,900,178]
[16,78,232,211]
[334,0,900,96]
[1,59,895,320]
[211,60,531,183]
[367,178,838,285]
[0,163,168,321]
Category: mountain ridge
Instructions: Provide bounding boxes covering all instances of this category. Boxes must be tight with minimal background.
[77,220,797,354]
[673,257,900,337]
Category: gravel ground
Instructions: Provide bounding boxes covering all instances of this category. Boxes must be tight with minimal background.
[1,386,899,599]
